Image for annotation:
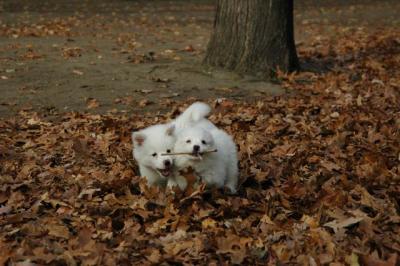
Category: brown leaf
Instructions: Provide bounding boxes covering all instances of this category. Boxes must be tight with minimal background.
[0,205,11,215]
[72,69,84,75]
[146,249,162,263]
[216,234,252,264]
[361,252,398,266]
[47,223,70,239]
[324,217,363,233]
[86,98,100,109]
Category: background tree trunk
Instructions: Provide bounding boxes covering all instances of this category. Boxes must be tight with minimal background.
[204,0,299,78]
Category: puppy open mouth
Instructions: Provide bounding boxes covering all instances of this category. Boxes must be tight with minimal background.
[190,151,203,159]
[157,168,172,177]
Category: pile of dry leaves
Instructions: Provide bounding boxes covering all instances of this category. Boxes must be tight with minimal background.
[1,29,399,265]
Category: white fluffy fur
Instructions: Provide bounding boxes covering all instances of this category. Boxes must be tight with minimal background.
[132,102,214,190]
[172,102,215,131]
[133,101,238,192]
[132,124,178,187]
[174,125,239,193]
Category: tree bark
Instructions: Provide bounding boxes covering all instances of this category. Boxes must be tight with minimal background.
[204,0,299,78]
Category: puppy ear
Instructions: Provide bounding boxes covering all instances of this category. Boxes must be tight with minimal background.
[165,125,175,136]
[132,132,146,146]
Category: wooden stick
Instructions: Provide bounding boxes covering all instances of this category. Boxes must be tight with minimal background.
[161,149,217,156]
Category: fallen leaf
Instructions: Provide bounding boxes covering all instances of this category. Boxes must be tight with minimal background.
[0,205,11,215]
[324,217,363,233]
[86,98,100,109]
[47,224,70,239]
[72,69,84,75]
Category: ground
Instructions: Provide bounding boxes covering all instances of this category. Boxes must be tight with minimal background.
[1,0,399,117]
[0,0,400,265]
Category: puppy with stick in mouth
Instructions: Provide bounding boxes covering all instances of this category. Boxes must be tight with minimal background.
[132,102,215,190]
[173,124,238,193]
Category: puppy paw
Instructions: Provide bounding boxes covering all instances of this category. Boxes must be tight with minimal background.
[167,179,178,189]
[226,185,237,194]
[167,176,187,191]
[175,175,188,190]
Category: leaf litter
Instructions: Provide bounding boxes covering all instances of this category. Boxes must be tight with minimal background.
[0,28,399,266]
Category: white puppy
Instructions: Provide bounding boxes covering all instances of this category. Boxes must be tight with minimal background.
[132,124,179,188]
[174,125,238,193]
[132,102,215,190]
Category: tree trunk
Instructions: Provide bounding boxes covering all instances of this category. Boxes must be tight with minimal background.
[204,0,299,78]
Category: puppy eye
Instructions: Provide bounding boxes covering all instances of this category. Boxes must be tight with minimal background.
[166,149,171,153]
[152,153,157,157]
[201,140,207,145]
[186,139,191,144]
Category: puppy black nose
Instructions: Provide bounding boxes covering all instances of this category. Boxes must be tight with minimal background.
[164,160,171,167]
[193,145,200,152]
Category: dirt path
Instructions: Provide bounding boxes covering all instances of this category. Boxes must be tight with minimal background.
[0,0,399,117]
